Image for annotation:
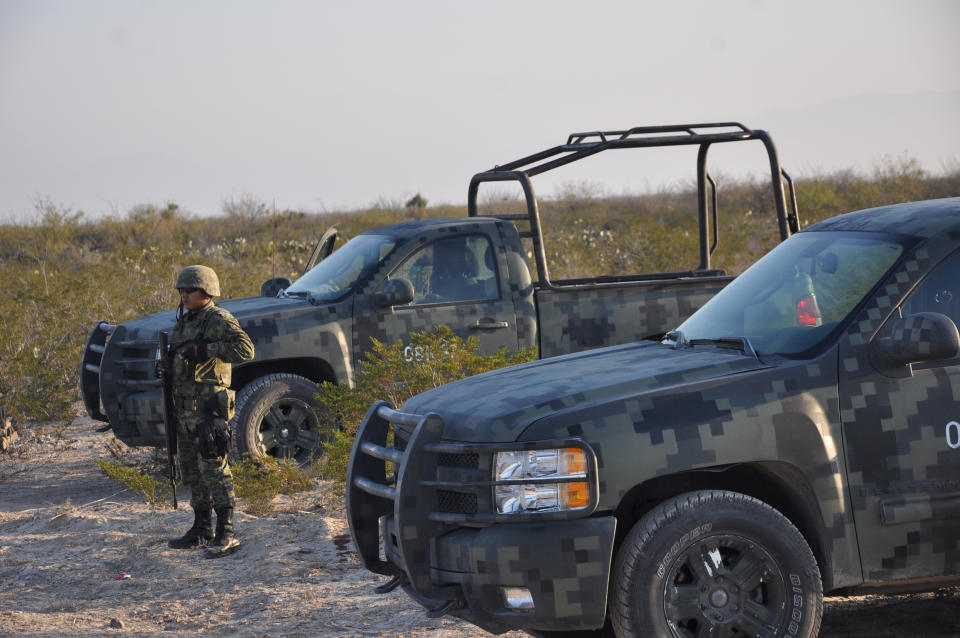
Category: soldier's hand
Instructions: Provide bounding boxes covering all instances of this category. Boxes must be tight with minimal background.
[155,361,167,378]
[177,342,208,364]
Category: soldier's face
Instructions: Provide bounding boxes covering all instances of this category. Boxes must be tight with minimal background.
[180,288,211,312]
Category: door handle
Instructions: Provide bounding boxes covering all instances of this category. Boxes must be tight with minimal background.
[470,319,510,330]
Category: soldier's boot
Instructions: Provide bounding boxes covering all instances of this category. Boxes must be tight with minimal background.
[204,507,240,559]
[167,507,213,549]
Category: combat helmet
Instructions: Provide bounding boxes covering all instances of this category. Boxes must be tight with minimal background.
[176,265,221,297]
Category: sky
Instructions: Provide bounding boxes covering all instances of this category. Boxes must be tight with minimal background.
[1,0,958,222]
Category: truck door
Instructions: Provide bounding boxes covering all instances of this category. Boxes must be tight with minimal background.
[358,233,520,359]
[840,250,960,582]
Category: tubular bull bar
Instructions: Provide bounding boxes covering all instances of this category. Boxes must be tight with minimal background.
[347,401,450,599]
[80,321,115,422]
[346,401,616,634]
[80,321,166,445]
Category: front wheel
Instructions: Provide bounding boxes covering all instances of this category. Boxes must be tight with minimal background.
[611,490,822,638]
[230,373,328,464]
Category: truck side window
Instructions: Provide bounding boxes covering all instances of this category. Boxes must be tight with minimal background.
[391,235,500,305]
[901,250,960,329]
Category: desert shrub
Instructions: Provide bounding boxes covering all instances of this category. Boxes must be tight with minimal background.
[96,443,317,513]
[95,458,170,507]
[0,202,107,425]
[316,326,537,484]
[231,454,315,515]
[0,160,956,437]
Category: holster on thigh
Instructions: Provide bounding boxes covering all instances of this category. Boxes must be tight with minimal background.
[197,415,232,460]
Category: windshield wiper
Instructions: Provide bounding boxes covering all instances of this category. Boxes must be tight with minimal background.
[663,331,759,360]
[280,289,323,305]
[688,336,760,360]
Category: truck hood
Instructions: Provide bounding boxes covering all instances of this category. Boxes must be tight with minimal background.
[109,296,313,341]
[402,341,771,443]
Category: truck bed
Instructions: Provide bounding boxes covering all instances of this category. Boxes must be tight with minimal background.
[535,272,732,357]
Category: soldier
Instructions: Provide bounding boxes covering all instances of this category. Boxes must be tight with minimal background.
[429,238,479,302]
[409,243,434,302]
[158,265,254,558]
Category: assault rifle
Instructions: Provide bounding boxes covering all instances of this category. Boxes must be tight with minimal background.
[157,330,179,509]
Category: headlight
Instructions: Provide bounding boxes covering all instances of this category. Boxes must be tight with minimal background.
[494,448,589,514]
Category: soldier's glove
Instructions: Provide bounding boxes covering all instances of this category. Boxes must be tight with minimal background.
[155,361,167,379]
[177,340,209,365]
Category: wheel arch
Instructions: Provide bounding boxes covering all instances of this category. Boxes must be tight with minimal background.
[232,357,337,392]
[613,461,835,591]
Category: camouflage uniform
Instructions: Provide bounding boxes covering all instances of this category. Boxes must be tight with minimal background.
[170,302,254,511]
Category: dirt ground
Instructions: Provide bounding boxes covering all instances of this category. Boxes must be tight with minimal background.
[1,414,957,638]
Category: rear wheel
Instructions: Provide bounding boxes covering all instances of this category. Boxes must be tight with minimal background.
[611,490,822,638]
[230,373,328,464]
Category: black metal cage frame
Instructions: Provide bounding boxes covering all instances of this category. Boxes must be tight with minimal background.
[466,122,800,288]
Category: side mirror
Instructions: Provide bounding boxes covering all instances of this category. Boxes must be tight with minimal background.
[871,312,960,368]
[261,277,292,297]
[377,278,414,308]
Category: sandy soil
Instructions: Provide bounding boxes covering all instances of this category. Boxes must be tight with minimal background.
[1,415,957,638]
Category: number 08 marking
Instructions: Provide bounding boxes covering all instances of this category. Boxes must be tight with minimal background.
[947,421,960,449]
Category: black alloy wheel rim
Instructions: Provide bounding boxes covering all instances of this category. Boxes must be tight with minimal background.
[661,532,788,638]
[257,397,321,463]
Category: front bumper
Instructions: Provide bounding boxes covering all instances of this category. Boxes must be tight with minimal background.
[80,321,166,447]
[346,401,616,634]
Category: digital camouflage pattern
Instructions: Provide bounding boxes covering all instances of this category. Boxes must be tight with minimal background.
[347,198,960,634]
[82,217,731,451]
[827,200,960,583]
[82,122,796,463]
[177,415,233,510]
[169,302,254,510]
[175,264,221,297]
[534,276,729,358]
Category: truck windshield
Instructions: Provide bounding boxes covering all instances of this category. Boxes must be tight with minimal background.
[674,231,908,358]
[285,234,397,303]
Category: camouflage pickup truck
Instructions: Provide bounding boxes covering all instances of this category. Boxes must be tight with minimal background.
[347,197,960,637]
[81,122,798,463]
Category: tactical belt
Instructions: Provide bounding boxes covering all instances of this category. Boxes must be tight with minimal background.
[173,395,202,412]
[174,392,226,413]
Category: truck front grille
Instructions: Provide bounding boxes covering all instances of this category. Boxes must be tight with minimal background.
[438,452,479,468]
[438,489,478,514]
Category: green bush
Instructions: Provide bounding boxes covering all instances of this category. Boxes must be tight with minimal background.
[231,454,315,515]
[95,458,171,507]
[316,325,537,484]
[0,162,957,436]
[96,448,317,514]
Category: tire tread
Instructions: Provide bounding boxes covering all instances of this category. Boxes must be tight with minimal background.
[611,490,822,638]
[229,373,321,462]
